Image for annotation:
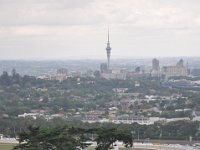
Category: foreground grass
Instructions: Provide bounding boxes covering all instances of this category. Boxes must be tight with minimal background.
[0,143,16,150]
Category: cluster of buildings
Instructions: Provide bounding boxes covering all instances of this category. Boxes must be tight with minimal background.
[15,87,200,126]
[16,109,195,125]
[151,58,188,78]
[37,68,69,82]
[99,30,189,79]
[18,112,67,120]
[100,58,189,80]
[37,30,190,81]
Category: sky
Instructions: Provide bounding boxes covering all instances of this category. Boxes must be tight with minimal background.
[0,0,200,60]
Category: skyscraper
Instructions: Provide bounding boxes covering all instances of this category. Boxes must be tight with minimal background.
[176,59,184,67]
[151,58,161,77]
[100,63,108,73]
[106,28,111,70]
[152,58,160,71]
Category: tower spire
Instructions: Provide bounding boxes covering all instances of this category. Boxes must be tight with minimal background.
[106,27,111,70]
[108,27,110,42]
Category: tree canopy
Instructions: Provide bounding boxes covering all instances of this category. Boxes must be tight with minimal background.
[13,126,133,150]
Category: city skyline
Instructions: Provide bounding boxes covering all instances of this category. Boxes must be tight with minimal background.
[0,0,200,59]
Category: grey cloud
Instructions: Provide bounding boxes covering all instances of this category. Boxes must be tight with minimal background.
[0,0,200,28]
[0,0,200,59]
[0,0,95,26]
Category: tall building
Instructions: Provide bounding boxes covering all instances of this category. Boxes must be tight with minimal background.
[151,58,161,77]
[135,67,141,73]
[106,28,111,70]
[176,59,184,67]
[152,58,160,71]
[100,63,108,73]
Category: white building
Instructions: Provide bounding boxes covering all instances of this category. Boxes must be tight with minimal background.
[162,59,188,78]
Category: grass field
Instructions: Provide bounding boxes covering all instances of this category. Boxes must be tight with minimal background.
[0,143,16,150]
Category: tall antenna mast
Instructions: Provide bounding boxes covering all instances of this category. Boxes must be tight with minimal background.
[106,27,111,70]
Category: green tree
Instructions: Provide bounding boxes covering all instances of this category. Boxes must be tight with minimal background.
[95,128,133,150]
[13,126,90,150]
[0,71,11,86]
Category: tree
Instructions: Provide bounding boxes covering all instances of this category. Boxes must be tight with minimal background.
[0,71,11,86]
[94,128,133,150]
[13,126,90,150]
[13,126,133,150]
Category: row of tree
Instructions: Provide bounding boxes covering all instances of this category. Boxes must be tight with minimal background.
[14,126,133,150]
[1,117,200,141]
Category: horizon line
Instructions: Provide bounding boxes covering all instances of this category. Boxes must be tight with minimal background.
[0,56,199,61]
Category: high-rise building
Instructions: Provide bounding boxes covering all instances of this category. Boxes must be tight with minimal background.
[100,63,108,73]
[151,58,161,77]
[152,58,160,71]
[176,59,184,67]
[106,28,111,70]
[135,67,141,73]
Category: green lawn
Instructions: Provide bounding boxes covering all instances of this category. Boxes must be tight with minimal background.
[0,143,16,150]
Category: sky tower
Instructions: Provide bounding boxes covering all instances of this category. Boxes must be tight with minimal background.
[106,28,111,70]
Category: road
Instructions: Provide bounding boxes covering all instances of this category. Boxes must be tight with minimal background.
[134,143,194,150]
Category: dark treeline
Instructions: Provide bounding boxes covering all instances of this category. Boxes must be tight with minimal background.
[13,126,133,150]
[1,117,200,141]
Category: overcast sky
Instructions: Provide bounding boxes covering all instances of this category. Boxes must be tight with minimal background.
[0,0,200,60]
